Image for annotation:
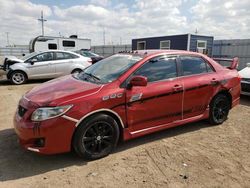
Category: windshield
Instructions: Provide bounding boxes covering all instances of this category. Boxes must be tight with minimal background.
[85,51,99,57]
[20,52,38,61]
[76,54,142,84]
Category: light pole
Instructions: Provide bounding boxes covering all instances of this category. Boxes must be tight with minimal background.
[103,27,106,45]
[38,11,47,36]
[6,32,9,46]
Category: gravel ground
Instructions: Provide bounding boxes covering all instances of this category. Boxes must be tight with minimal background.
[0,80,250,188]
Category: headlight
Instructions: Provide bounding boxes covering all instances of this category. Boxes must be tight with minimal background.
[31,105,73,121]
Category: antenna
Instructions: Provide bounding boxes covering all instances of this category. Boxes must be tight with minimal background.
[38,11,47,36]
[195,28,198,34]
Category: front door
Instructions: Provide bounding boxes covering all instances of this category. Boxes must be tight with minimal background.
[125,55,183,133]
[26,52,56,79]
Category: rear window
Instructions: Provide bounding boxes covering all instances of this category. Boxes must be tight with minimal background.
[180,56,213,76]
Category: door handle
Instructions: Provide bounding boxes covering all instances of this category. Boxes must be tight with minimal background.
[173,84,183,91]
[211,78,219,85]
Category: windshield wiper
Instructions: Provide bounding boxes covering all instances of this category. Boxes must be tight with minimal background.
[84,72,101,81]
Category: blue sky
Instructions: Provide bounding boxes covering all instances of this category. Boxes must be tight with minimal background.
[0,0,249,46]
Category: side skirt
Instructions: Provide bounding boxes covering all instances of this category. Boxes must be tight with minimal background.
[123,109,209,140]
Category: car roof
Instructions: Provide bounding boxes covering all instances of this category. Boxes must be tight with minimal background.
[138,50,207,57]
[37,50,80,55]
[118,50,210,59]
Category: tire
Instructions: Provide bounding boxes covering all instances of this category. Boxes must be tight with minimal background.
[10,71,27,85]
[71,69,82,75]
[73,114,120,160]
[209,94,230,125]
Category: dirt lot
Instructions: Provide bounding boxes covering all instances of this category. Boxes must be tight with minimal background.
[0,79,250,188]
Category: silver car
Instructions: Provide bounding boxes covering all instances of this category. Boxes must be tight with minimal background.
[1,50,92,85]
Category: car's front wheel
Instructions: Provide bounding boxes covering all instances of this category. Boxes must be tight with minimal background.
[209,94,230,125]
[73,114,120,160]
[10,71,27,85]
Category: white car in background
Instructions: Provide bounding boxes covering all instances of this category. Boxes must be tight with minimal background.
[1,50,92,85]
[239,63,250,96]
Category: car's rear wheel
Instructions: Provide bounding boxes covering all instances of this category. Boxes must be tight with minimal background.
[71,69,82,75]
[73,114,119,160]
[10,71,27,85]
[209,94,230,125]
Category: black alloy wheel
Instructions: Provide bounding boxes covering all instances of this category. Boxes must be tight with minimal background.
[209,94,230,125]
[73,114,119,160]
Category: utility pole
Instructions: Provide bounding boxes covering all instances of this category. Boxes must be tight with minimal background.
[38,11,47,36]
[6,32,9,46]
[103,27,105,45]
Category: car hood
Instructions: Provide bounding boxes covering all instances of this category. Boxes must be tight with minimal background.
[6,56,24,63]
[25,75,103,106]
[239,67,250,79]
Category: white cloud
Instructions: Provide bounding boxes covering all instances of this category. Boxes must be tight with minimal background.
[191,0,250,38]
[0,0,249,47]
[0,0,52,46]
[90,0,110,7]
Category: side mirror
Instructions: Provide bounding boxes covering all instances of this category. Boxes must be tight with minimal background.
[128,76,148,88]
[30,59,38,65]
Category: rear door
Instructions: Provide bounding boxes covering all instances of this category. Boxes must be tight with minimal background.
[54,52,78,76]
[179,56,220,119]
[125,55,183,133]
[26,52,56,79]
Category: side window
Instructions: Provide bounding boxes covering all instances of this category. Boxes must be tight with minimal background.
[55,52,78,60]
[48,43,57,50]
[160,40,171,49]
[134,56,177,82]
[180,56,209,76]
[62,40,75,47]
[32,52,53,62]
[64,52,78,59]
[55,52,65,60]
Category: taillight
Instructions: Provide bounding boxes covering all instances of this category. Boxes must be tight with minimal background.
[237,74,241,81]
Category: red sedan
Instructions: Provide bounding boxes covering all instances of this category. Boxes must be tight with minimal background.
[14,50,241,160]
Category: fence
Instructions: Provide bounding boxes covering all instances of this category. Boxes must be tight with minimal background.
[213,39,250,70]
[91,44,132,57]
[0,47,29,57]
[1,41,250,70]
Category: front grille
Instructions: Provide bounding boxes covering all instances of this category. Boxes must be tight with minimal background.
[18,105,27,117]
[241,83,250,92]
